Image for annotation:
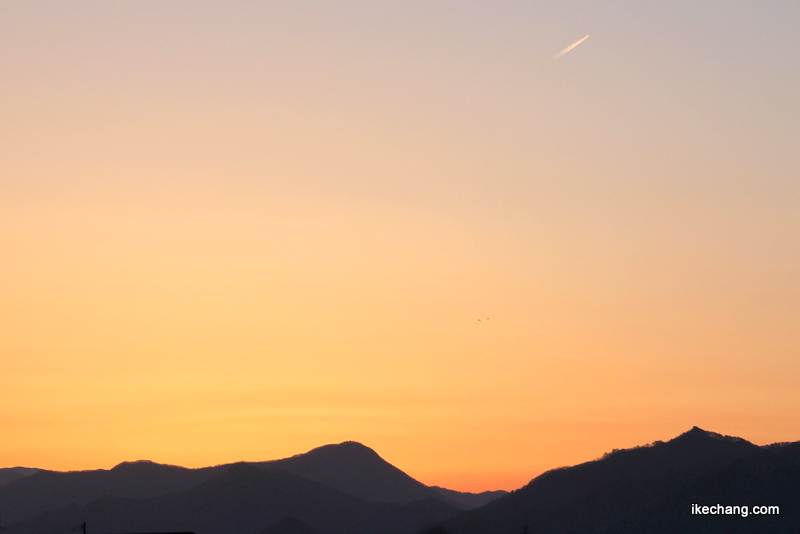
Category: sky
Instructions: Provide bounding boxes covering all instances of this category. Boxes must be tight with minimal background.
[1,1,799,492]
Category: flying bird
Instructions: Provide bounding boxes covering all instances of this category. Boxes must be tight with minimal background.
[554,35,590,59]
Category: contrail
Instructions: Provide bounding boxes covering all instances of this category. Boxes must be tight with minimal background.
[554,35,590,59]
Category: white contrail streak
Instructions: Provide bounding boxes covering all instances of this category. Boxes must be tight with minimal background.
[554,35,590,59]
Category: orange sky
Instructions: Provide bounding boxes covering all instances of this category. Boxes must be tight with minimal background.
[1,2,799,492]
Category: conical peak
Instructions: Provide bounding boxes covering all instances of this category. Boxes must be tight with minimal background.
[299,441,382,461]
[112,459,158,469]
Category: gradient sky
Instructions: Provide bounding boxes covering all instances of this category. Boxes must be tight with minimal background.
[1,1,799,492]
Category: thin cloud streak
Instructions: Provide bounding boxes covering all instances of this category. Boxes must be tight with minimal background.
[554,35,590,59]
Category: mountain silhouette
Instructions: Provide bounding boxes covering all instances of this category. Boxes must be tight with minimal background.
[427,486,507,510]
[8,463,461,534]
[256,442,434,504]
[0,467,39,486]
[0,442,503,528]
[256,442,503,508]
[441,427,799,534]
[0,460,226,525]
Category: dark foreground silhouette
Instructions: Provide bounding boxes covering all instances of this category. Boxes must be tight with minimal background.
[1,428,797,534]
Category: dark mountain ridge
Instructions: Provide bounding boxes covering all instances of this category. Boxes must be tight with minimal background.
[442,427,800,534]
[0,467,39,486]
[255,442,503,509]
[255,441,436,504]
[0,442,504,527]
[8,464,461,534]
[0,460,226,524]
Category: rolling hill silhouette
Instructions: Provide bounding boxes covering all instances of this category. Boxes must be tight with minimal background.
[257,441,444,504]
[0,442,503,531]
[441,427,799,534]
[8,464,460,534]
[256,442,503,509]
[0,467,39,486]
[0,460,226,524]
